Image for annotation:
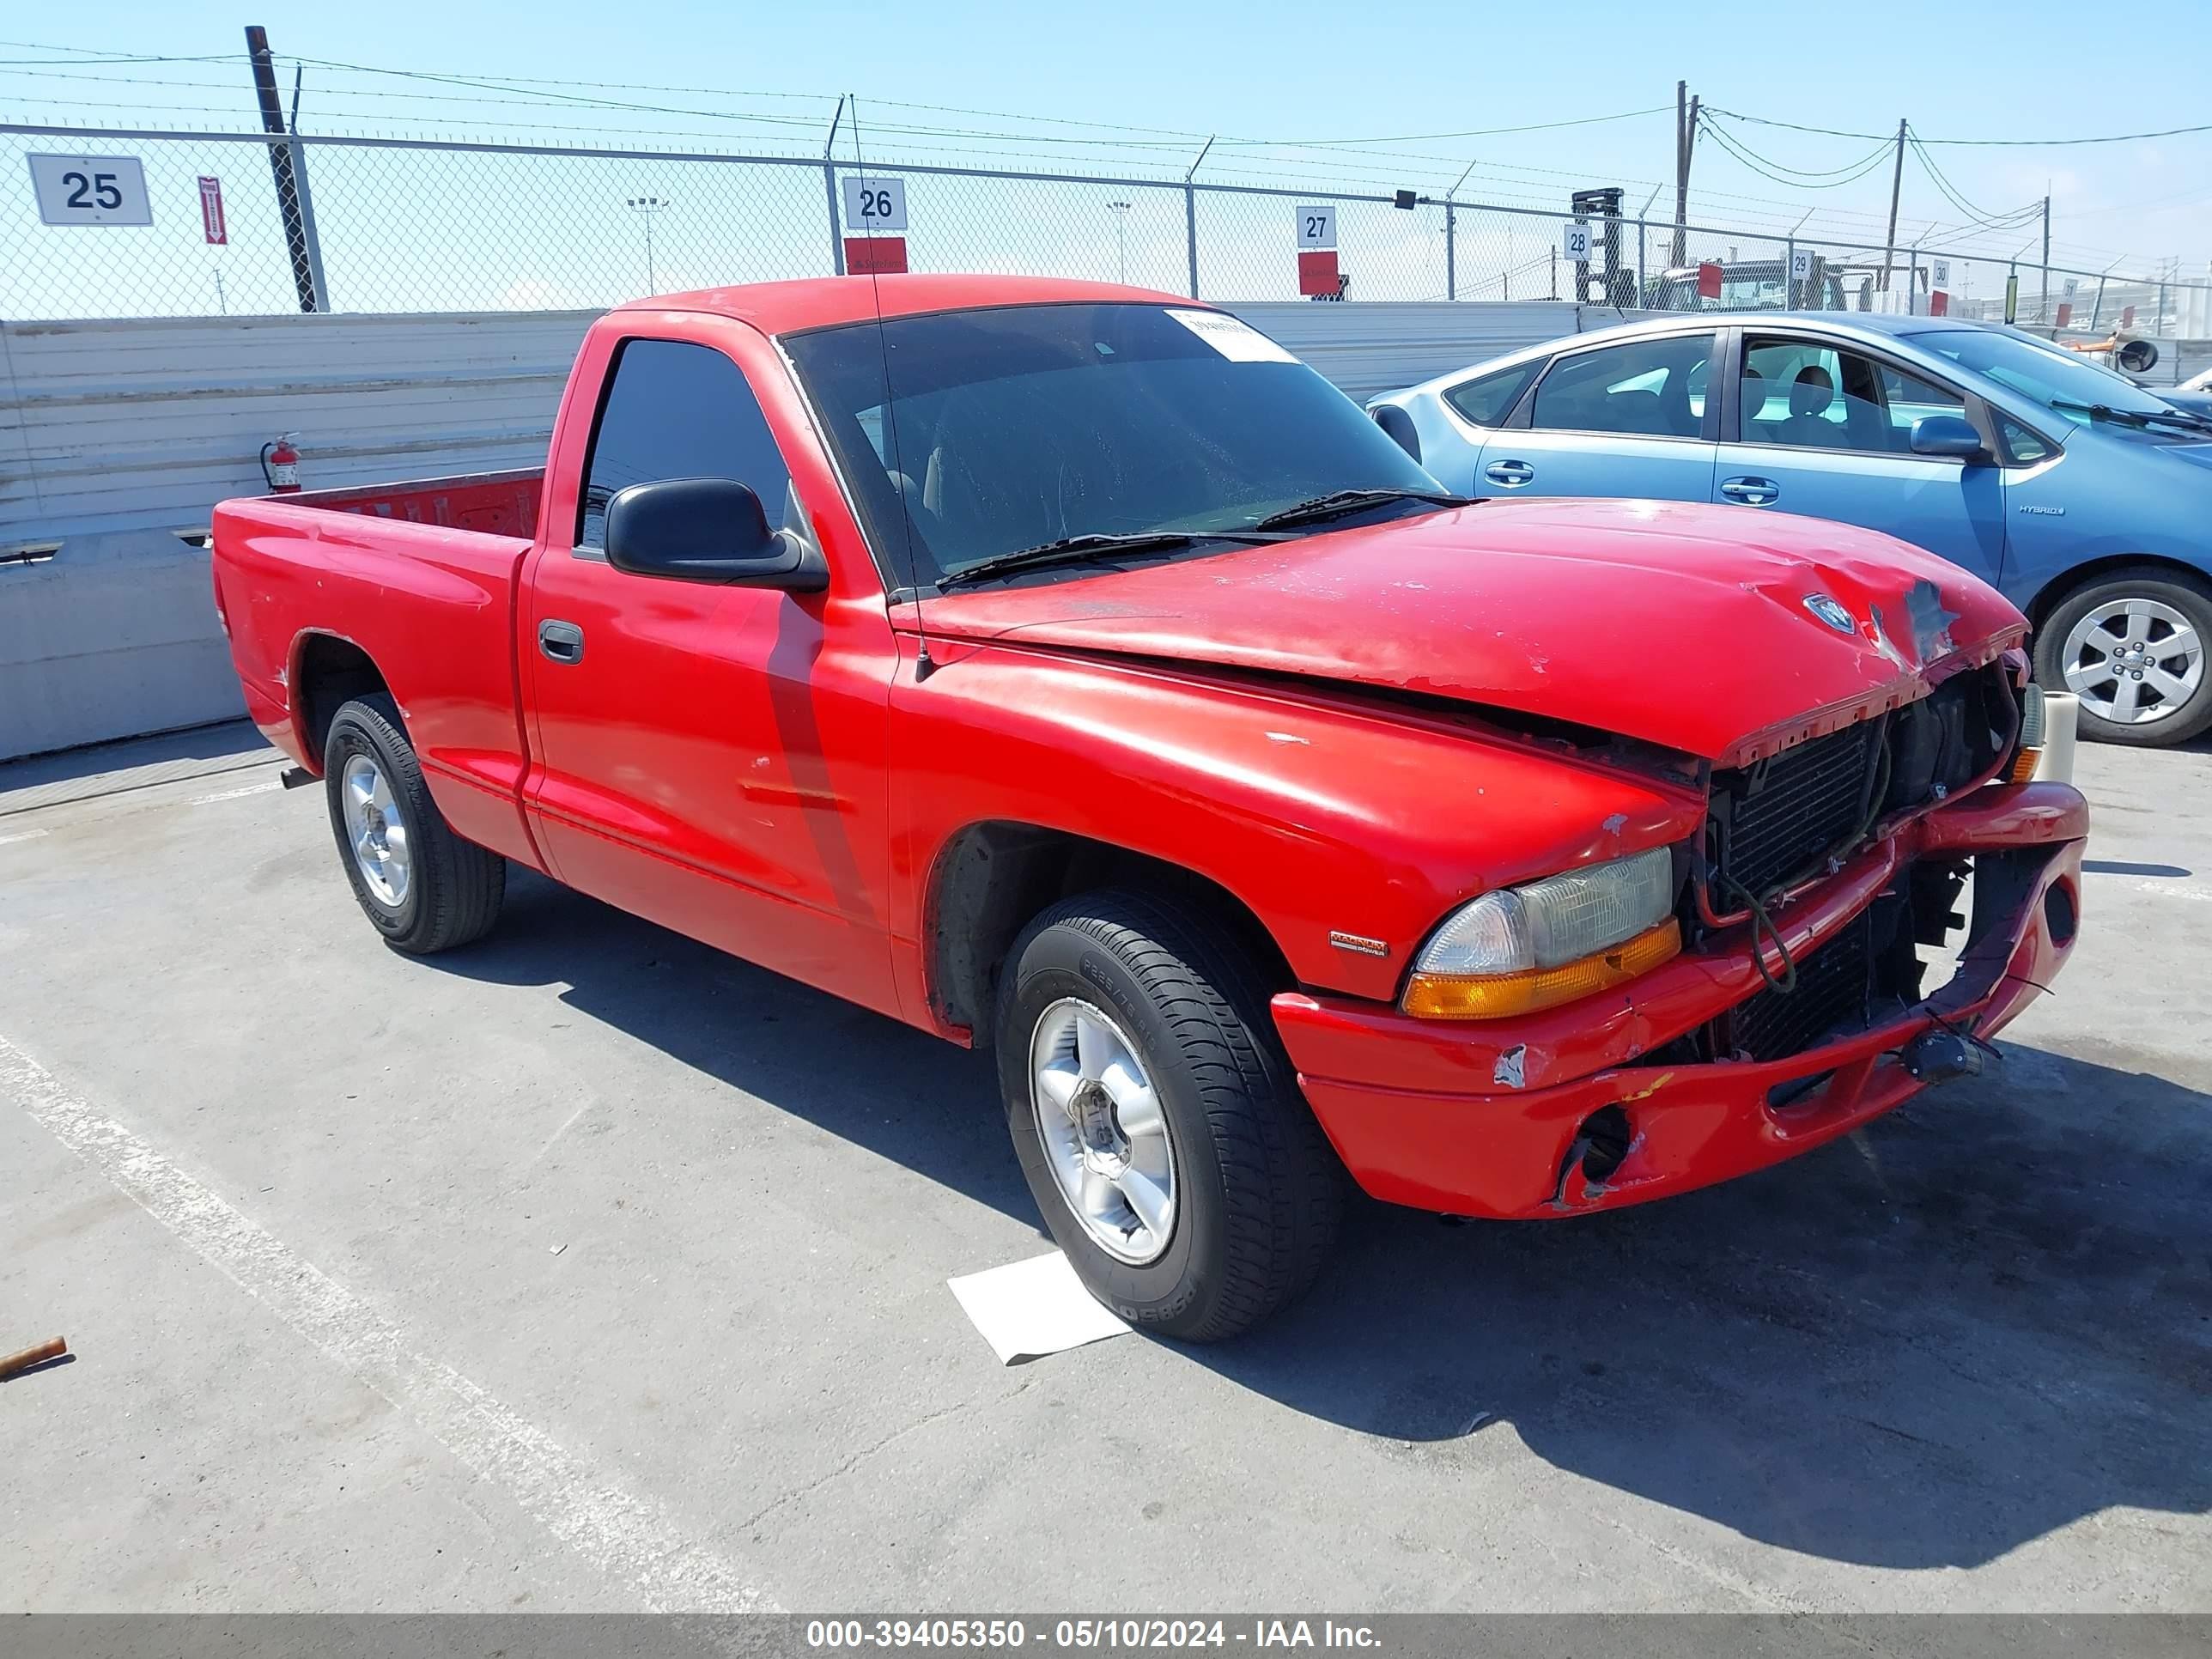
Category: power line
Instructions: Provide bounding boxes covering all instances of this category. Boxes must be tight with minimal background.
[1707,105,2212,148]
[1700,118,1896,190]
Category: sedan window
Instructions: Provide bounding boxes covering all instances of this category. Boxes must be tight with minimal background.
[1527,334,1712,440]
[1442,362,1540,427]
[1741,337,1966,456]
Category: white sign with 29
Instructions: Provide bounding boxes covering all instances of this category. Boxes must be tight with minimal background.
[27,152,153,226]
[842,175,908,232]
[1789,248,1814,282]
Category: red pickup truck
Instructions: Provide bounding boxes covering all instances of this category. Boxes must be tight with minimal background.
[212,275,2087,1340]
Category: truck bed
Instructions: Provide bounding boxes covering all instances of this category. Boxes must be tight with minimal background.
[279,467,544,539]
[210,475,545,866]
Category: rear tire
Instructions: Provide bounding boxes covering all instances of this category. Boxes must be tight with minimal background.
[994,889,1343,1342]
[2033,568,2212,747]
[323,694,505,953]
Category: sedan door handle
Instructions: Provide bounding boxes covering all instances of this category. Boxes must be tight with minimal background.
[1485,459,1535,487]
[538,618,586,665]
[1720,475,1780,506]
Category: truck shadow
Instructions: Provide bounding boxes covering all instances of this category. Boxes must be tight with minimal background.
[428,866,1030,1219]
[429,868,2210,1573]
[1192,1042,2212,1571]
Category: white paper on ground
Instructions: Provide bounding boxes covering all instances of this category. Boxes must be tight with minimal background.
[948,1250,1131,1364]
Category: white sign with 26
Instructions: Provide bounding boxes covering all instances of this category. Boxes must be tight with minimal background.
[842,175,908,232]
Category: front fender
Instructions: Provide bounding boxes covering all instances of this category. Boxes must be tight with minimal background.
[889,640,1705,1006]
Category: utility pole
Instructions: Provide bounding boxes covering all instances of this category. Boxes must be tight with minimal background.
[627,197,669,294]
[244,25,321,313]
[1880,118,1906,295]
[1671,82,1698,268]
[2040,192,2051,322]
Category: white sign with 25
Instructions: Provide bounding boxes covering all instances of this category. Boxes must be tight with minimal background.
[27,153,152,226]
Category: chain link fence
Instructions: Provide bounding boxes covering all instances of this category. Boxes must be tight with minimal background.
[6,123,2209,340]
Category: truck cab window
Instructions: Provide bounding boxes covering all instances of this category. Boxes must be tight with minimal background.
[578,338,793,549]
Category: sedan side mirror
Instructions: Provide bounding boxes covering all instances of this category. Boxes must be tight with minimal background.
[604,477,827,590]
[1910,415,1989,462]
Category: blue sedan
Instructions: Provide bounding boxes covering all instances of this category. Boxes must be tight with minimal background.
[1368,313,2212,746]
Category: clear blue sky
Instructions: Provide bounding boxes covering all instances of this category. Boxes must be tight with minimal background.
[7,2,2209,313]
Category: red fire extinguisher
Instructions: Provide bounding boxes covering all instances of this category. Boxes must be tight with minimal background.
[260,434,301,495]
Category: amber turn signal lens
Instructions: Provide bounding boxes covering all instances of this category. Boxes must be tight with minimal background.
[2008,747,2041,783]
[1401,919,1682,1020]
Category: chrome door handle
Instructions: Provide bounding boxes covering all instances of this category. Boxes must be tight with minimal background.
[1485,459,1534,487]
[538,619,585,664]
[1720,476,1780,505]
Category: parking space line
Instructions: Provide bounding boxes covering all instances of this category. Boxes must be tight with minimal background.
[0,1032,780,1613]
[0,827,49,846]
[189,780,283,805]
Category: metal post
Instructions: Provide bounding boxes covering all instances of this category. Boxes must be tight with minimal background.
[244,25,319,313]
[823,95,847,276]
[1638,221,1646,306]
[1444,161,1474,304]
[1785,237,1796,308]
[286,67,329,311]
[1183,137,1213,301]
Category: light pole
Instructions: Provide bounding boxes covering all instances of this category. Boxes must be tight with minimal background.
[626,195,670,295]
[1109,200,1131,283]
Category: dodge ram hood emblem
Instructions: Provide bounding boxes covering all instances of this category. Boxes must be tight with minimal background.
[1804,594,1858,634]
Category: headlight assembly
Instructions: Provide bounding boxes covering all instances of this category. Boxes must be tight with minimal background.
[1402,845,1681,1019]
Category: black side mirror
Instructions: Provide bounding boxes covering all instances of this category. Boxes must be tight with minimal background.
[603,477,827,591]
[1909,414,1989,462]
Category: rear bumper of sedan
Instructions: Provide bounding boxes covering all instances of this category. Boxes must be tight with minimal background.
[1272,782,2087,1220]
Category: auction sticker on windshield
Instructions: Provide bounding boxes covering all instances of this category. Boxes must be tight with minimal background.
[1166,308,1297,364]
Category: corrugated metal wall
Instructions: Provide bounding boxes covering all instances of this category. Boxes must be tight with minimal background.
[0,300,1610,759]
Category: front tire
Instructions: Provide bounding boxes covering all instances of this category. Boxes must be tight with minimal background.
[323,694,505,953]
[2034,568,2212,747]
[994,890,1343,1341]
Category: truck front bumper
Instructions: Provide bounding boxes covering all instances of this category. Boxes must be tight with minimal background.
[1272,782,2087,1219]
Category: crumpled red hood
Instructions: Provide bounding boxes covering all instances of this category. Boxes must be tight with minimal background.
[914,496,2027,768]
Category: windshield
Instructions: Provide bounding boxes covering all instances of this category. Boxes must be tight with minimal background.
[781,301,1443,586]
[1917,327,2174,419]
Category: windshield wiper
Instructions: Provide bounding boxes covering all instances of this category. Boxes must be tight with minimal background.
[933,528,1281,591]
[2049,397,2212,436]
[1254,487,1473,531]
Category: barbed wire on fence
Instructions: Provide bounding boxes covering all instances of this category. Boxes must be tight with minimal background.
[3,122,2206,336]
